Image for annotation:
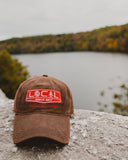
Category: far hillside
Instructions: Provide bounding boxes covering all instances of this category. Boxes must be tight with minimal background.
[0,23,128,54]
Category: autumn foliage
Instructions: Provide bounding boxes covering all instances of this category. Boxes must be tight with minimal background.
[0,23,128,54]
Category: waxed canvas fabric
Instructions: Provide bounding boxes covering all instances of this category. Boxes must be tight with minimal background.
[13,75,74,144]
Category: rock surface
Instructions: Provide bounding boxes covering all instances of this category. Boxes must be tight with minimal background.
[0,89,128,160]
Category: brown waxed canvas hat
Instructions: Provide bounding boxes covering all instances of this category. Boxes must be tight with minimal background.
[13,75,74,144]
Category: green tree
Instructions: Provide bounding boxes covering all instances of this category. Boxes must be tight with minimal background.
[0,49,29,98]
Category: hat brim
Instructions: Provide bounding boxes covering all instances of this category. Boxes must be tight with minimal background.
[13,113,70,144]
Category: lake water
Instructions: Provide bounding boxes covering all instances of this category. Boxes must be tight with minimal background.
[13,52,128,113]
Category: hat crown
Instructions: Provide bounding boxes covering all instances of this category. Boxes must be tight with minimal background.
[14,76,74,115]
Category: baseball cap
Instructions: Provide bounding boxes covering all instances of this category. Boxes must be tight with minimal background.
[13,75,74,144]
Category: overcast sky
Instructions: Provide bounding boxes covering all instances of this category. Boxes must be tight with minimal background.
[0,0,128,40]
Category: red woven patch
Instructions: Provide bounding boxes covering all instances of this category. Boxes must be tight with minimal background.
[26,89,62,104]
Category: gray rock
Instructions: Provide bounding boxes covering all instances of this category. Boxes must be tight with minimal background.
[12,147,18,153]
[1,90,128,160]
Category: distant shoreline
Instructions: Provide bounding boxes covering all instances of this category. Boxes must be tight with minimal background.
[12,51,128,55]
[0,23,128,54]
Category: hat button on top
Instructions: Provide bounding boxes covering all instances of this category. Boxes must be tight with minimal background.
[42,74,48,77]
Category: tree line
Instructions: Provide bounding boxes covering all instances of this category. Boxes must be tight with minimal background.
[0,23,128,54]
